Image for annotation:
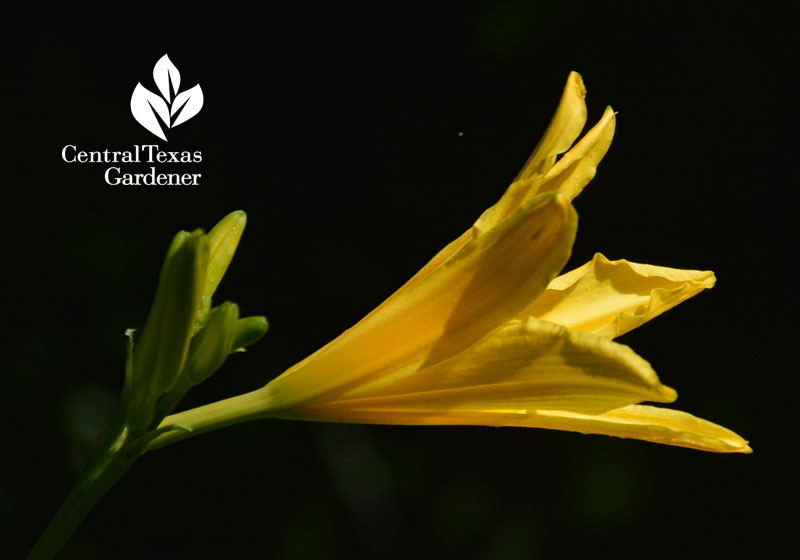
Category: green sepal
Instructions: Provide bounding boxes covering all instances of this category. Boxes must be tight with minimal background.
[131,230,209,399]
[232,316,269,350]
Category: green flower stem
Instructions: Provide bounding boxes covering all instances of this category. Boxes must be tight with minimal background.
[28,376,264,558]
[27,417,147,560]
[30,387,273,558]
[150,387,274,450]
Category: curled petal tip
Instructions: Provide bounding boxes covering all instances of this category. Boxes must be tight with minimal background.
[530,254,719,339]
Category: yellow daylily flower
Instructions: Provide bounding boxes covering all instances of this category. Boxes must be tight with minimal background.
[154,72,750,454]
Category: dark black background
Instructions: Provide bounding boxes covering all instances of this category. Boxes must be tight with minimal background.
[2,2,794,558]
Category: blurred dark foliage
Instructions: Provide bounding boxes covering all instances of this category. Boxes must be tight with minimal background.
[2,2,794,558]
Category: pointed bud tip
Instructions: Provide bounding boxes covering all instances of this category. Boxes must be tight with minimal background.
[203,211,248,301]
[215,210,247,231]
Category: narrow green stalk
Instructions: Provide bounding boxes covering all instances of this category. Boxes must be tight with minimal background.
[28,388,273,558]
[150,387,274,449]
[27,419,145,560]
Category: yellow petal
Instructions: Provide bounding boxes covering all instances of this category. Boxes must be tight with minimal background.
[367,228,473,318]
[514,70,588,182]
[265,193,577,409]
[523,253,716,338]
[275,402,748,454]
[537,106,616,202]
[277,316,676,417]
[532,405,751,453]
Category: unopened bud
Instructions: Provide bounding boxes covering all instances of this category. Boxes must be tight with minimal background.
[198,211,246,321]
[132,230,208,398]
[232,316,269,351]
[182,302,239,385]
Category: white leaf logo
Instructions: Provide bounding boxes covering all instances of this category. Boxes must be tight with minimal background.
[172,84,204,127]
[131,54,203,141]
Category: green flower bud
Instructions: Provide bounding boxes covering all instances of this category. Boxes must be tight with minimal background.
[198,211,246,322]
[182,302,240,385]
[132,230,208,399]
[232,316,269,351]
